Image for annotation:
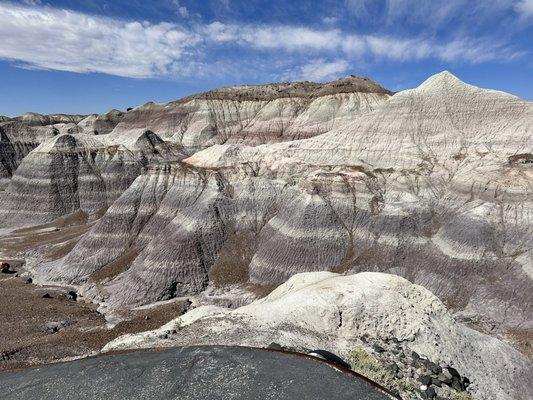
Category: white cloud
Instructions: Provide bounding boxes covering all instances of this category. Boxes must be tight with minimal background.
[290,59,350,81]
[0,2,523,80]
[516,0,533,18]
[363,36,433,61]
[0,3,200,78]
[435,38,521,63]
[203,22,516,64]
[322,16,339,24]
[346,0,526,29]
[172,0,189,18]
[204,23,343,51]
[178,6,189,17]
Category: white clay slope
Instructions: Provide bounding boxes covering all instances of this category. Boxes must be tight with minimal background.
[103,271,533,400]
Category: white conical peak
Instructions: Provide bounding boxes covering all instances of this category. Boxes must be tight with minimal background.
[417,70,472,93]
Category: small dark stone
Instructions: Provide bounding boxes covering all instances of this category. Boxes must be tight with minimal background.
[373,344,385,353]
[144,316,150,320]
[26,277,33,284]
[1,263,15,274]
[424,386,437,399]
[452,377,463,391]
[447,366,461,378]
[427,361,441,374]
[66,291,77,301]
[411,351,420,360]
[42,293,53,299]
[438,372,452,385]
[126,107,133,111]
[419,375,432,386]
[431,377,442,387]
[462,377,470,388]
[267,342,284,351]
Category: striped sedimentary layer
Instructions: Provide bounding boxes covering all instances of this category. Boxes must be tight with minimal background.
[77,109,124,135]
[0,130,182,226]
[0,110,124,189]
[36,73,533,347]
[109,76,392,150]
[0,121,59,188]
[0,76,386,222]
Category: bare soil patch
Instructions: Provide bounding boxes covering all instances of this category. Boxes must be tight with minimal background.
[0,272,190,370]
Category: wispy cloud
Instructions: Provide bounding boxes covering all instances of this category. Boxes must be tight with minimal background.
[0,2,525,80]
[0,3,200,78]
[172,0,189,18]
[285,59,350,81]
[346,0,524,28]
[322,16,339,24]
[204,23,344,51]
[516,0,533,18]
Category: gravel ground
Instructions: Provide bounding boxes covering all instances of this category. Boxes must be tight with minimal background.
[0,272,190,370]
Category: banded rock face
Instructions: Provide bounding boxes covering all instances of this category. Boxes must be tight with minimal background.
[0,110,125,190]
[1,77,386,223]
[0,130,183,226]
[1,113,87,183]
[103,272,533,400]
[183,72,533,330]
[110,76,392,151]
[37,73,533,347]
[0,121,59,188]
[77,109,125,135]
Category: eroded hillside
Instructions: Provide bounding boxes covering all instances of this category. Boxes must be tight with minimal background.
[0,73,531,400]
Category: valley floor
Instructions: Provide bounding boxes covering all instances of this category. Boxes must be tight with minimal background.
[0,268,190,370]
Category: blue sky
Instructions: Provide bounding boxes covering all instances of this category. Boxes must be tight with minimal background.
[0,0,532,116]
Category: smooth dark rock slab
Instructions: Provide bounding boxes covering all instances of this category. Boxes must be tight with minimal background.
[0,345,394,400]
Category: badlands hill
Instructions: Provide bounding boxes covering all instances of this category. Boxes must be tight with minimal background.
[0,76,390,226]
[0,109,124,191]
[112,76,392,149]
[30,73,531,333]
[0,72,531,399]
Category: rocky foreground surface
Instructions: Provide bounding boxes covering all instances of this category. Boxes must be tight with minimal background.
[0,72,531,399]
[103,272,531,400]
[0,346,395,400]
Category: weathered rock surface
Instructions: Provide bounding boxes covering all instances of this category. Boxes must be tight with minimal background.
[13,112,86,126]
[77,109,124,135]
[2,73,531,400]
[0,121,60,189]
[0,345,395,400]
[0,110,125,191]
[0,77,388,224]
[37,73,532,345]
[103,272,532,400]
[0,130,183,226]
[110,76,392,150]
